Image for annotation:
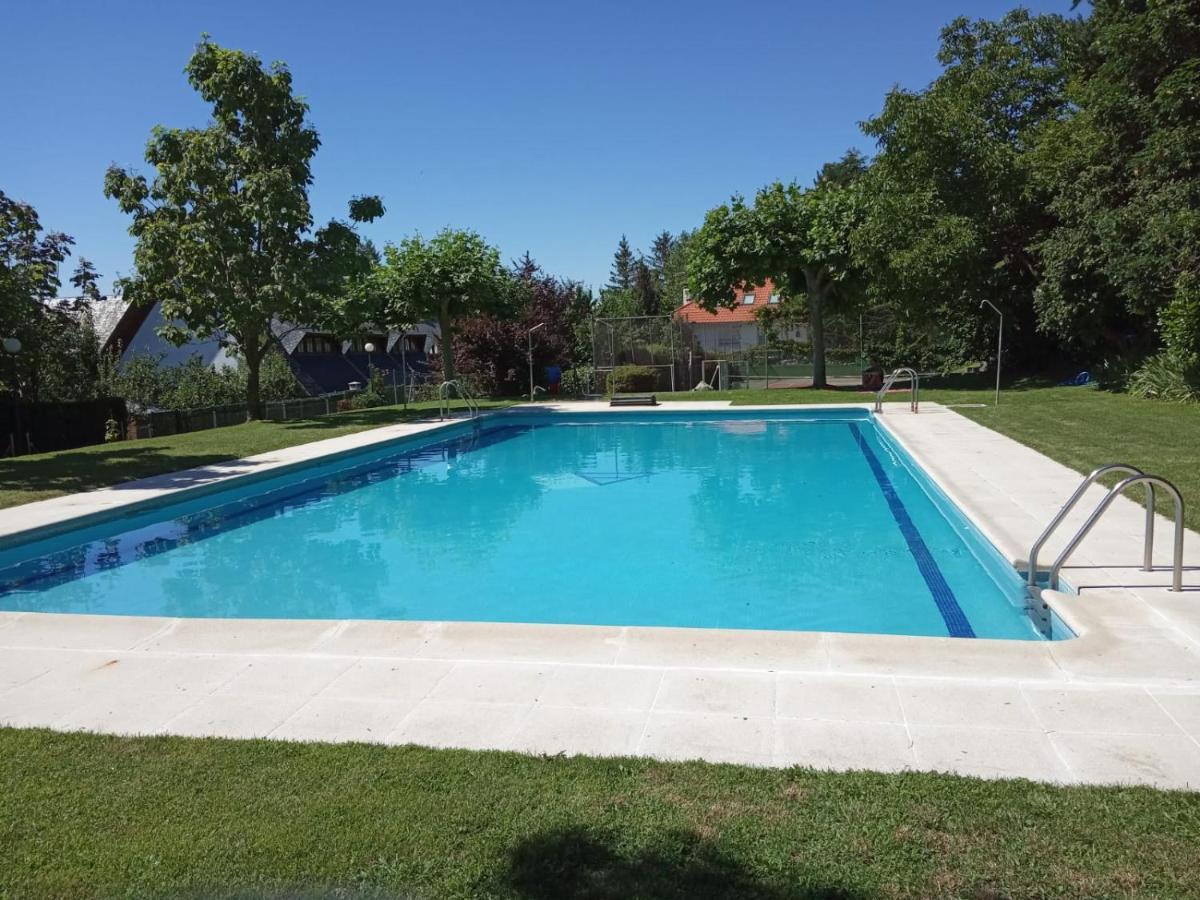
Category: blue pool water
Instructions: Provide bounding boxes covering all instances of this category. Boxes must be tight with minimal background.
[0,409,1052,640]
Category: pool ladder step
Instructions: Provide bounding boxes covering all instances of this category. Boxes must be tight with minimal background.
[1025,464,1186,634]
[874,367,919,413]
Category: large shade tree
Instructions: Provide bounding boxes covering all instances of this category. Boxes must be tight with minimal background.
[1035,0,1200,367]
[687,156,865,388]
[372,228,520,383]
[105,38,383,419]
[853,10,1072,367]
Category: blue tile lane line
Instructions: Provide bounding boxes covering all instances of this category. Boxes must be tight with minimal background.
[847,422,976,639]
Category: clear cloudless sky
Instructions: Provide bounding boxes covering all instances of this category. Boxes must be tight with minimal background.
[3,0,1072,296]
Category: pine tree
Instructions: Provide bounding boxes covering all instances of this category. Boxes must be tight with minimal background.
[607,235,634,292]
[70,258,101,301]
[649,231,674,275]
[632,255,659,316]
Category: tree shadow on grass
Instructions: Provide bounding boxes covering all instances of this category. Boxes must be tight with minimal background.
[496,826,864,900]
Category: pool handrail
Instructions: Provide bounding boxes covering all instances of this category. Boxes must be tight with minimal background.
[1027,463,1153,588]
[874,367,919,413]
[438,380,480,420]
[1047,473,1185,593]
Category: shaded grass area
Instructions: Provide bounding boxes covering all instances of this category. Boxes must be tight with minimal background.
[659,377,1200,531]
[1,728,1198,899]
[0,399,509,510]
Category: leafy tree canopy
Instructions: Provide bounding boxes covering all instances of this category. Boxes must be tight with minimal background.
[688,157,865,387]
[105,37,383,419]
[853,9,1072,366]
[372,228,522,382]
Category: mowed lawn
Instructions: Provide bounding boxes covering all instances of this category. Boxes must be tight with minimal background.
[2,728,1199,899]
[0,399,507,511]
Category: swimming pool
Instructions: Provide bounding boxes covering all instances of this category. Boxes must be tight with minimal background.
[0,409,1057,640]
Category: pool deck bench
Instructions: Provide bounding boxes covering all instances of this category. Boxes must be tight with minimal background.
[1,401,1198,790]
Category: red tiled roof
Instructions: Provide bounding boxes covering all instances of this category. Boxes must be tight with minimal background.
[674,279,778,324]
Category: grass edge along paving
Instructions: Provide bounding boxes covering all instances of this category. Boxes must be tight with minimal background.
[2,727,1198,898]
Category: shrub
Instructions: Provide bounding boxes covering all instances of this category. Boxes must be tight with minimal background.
[1127,352,1200,403]
[608,365,658,393]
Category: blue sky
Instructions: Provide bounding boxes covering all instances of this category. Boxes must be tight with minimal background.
[4,0,1071,295]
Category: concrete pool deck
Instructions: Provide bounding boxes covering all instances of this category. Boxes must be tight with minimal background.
[1,401,1198,789]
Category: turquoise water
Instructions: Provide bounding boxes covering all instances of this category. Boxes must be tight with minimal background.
[0,410,1050,640]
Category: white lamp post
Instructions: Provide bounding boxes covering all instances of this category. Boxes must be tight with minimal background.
[527,323,545,402]
[3,337,23,456]
[979,300,1003,406]
[364,341,375,385]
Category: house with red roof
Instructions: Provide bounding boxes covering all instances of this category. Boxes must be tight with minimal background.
[673,279,807,353]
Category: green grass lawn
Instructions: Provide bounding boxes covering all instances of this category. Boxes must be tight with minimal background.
[2,728,1198,899]
[659,377,1200,530]
[0,399,509,511]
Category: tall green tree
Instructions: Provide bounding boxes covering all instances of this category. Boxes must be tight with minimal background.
[105,37,383,419]
[1035,0,1200,366]
[689,157,865,388]
[0,191,98,406]
[607,235,635,292]
[853,9,1072,366]
[69,258,101,301]
[373,228,520,382]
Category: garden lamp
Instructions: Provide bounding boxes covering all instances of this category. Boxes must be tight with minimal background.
[364,341,375,381]
[3,337,22,456]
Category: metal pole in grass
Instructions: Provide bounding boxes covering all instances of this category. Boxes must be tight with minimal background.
[2,337,21,455]
[527,322,545,402]
[979,300,1003,406]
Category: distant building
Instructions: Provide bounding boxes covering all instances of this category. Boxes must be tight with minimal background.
[673,279,807,353]
[51,295,439,396]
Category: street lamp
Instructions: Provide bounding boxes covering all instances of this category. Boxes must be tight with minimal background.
[527,323,546,403]
[978,300,1003,406]
[364,341,375,386]
[3,337,22,456]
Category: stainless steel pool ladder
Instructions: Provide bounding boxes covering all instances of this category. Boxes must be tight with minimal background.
[438,380,480,420]
[874,367,919,413]
[1027,463,1184,604]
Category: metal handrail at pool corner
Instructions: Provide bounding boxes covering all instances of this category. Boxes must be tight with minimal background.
[1027,464,1154,588]
[1047,473,1185,593]
[874,367,919,413]
[438,380,480,420]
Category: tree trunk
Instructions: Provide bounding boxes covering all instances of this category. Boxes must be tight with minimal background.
[438,303,456,382]
[808,282,828,390]
[243,342,263,422]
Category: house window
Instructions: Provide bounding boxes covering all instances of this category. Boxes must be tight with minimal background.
[769,293,781,304]
[348,336,385,353]
[298,334,337,354]
[742,293,755,305]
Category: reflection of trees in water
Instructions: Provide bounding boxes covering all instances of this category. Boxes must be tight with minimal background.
[155,518,388,619]
[687,422,872,601]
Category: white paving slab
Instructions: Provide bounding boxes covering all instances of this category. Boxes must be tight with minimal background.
[2,401,1200,790]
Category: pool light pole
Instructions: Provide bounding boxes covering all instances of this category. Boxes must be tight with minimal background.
[978,300,1003,406]
[527,322,545,402]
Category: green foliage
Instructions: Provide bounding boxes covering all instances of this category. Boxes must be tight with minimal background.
[688,157,865,386]
[103,418,122,443]
[607,234,635,292]
[855,10,1071,368]
[350,367,388,409]
[1127,353,1200,404]
[108,350,302,411]
[607,364,658,393]
[104,37,381,420]
[372,228,522,383]
[1036,0,1200,362]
